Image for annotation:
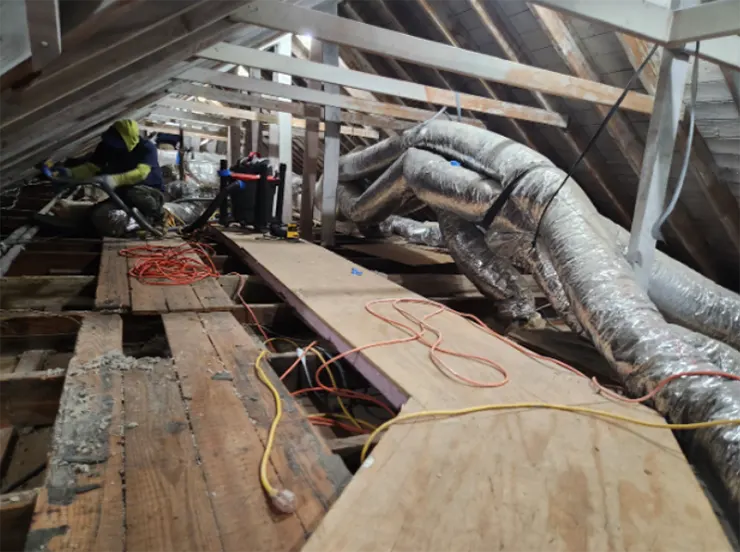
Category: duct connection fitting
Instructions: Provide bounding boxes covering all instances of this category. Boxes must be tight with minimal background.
[320,120,740,502]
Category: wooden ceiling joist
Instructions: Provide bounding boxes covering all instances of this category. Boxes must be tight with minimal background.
[198,43,569,127]
[141,123,227,142]
[530,5,719,279]
[413,0,541,150]
[469,0,632,227]
[157,97,380,139]
[0,1,247,132]
[169,82,414,131]
[231,0,654,114]
[175,67,484,127]
[1,16,241,179]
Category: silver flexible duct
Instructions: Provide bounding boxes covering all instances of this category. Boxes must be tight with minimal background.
[329,120,740,501]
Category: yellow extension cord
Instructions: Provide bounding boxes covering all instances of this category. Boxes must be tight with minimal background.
[358,404,740,462]
[255,345,740,513]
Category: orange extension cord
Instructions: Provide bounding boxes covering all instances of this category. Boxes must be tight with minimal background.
[119,243,219,285]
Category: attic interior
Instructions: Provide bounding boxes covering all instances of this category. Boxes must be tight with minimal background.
[1,0,739,550]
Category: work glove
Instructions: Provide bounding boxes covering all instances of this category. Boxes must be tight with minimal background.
[91,174,118,190]
[218,168,231,177]
[41,162,71,180]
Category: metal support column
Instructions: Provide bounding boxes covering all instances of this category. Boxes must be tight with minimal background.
[627,48,691,287]
[321,3,341,247]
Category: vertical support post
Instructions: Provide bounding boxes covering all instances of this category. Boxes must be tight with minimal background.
[228,120,241,166]
[300,38,323,240]
[321,3,340,247]
[275,34,294,223]
[178,126,186,181]
[242,121,252,157]
[626,48,691,288]
[25,0,62,71]
[250,68,266,155]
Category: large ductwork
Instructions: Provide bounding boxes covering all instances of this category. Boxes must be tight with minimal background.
[326,120,740,502]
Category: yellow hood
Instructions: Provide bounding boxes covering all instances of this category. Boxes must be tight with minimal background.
[113,120,140,152]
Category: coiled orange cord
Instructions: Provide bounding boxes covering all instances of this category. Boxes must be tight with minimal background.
[120,243,219,285]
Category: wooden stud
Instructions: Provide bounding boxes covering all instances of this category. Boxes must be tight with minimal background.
[198,43,569,127]
[231,0,654,113]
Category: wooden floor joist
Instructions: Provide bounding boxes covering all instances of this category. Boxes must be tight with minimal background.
[95,239,234,314]
[212,229,730,551]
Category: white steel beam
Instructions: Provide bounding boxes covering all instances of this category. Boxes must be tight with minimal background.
[669,0,740,45]
[230,0,655,112]
[627,50,692,288]
[198,43,568,127]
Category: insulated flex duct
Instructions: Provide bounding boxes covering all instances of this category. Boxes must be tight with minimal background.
[327,120,740,501]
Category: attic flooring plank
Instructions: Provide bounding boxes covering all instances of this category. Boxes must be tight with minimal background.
[1,489,38,552]
[26,314,125,552]
[14,350,52,373]
[163,312,307,552]
[215,231,729,552]
[123,361,223,552]
[200,312,350,534]
[126,242,168,315]
[0,370,64,427]
[126,240,231,314]
[95,238,130,311]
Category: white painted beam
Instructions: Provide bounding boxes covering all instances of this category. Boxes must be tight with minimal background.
[174,69,483,126]
[275,33,294,223]
[198,43,568,126]
[141,123,226,141]
[669,0,740,44]
[158,97,379,138]
[25,0,62,71]
[321,9,340,247]
[230,0,655,111]
[528,0,740,70]
[627,50,692,288]
[0,0,31,77]
[169,81,414,130]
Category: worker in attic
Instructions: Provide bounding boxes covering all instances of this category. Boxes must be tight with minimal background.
[43,119,165,237]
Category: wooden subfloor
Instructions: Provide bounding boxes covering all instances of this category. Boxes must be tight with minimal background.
[215,229,730,551]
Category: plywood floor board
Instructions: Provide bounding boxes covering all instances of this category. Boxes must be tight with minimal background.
[214,230,729,552]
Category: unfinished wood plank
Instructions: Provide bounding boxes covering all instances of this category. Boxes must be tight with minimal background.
[216,231,729,551]
[341,242,453,266]
[326,433,380,457]
[0,276,95,311]
[0,370,64,427]
[190,278,234,312]
[386,274,481,299]
[95,238,130,310]
[199,312,350,534]
[0,488,39,552]
[163,312,307,552]
[14,350,52,373]
[126,242,168,315]
[123,361,222,551]
[0,428,16,477]
[27,314,125,552]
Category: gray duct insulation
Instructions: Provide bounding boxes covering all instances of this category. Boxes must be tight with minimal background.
[330,120,740,501]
